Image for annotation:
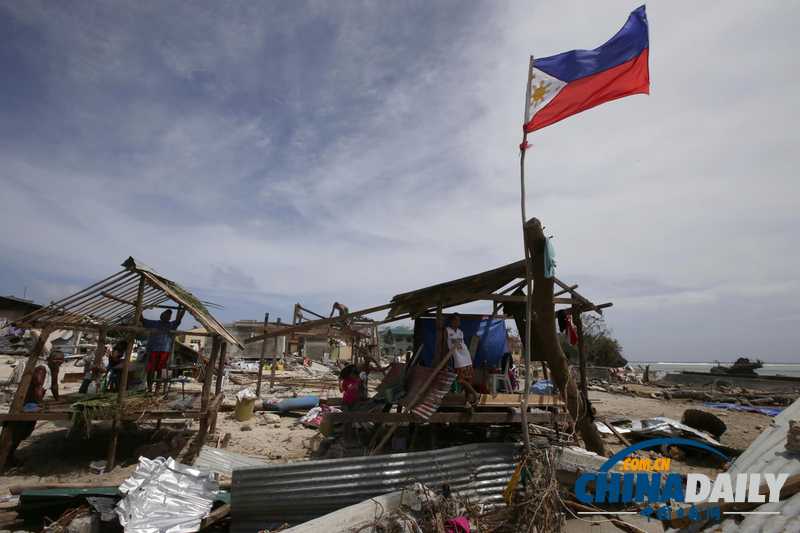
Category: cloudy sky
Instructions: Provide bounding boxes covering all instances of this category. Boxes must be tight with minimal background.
[1,1,798,363]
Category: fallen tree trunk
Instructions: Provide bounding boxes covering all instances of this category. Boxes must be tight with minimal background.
[524,218,605,455]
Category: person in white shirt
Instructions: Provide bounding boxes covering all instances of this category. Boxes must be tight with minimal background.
[443,313,481,408]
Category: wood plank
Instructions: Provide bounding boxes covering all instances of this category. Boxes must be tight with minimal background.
[323,410,570,425]
[200,503,230,530]
[244,302,396,344]
[439,393,565,408]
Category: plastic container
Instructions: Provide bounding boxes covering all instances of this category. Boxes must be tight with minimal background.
[87,381,99,396]
[90,460,107,475]
[234,397,258,422]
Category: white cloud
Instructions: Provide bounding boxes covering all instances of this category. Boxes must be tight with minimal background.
[1,1,799,362]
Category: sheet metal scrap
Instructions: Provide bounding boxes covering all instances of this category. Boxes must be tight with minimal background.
[116,457,219,533]
[399,365,456,419]
[230,443,519,532]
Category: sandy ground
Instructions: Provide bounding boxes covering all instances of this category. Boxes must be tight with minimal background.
[0,354,789,532]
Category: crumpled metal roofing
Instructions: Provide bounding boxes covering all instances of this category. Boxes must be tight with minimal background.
[399,364,456,419]
[230,443,520,532]
[116,456,219,533]
[195,447,266,478]
[666,396,800,533]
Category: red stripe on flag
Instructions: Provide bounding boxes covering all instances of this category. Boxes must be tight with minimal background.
[525,48,649,133]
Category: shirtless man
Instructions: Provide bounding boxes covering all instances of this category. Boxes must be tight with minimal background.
[5,351,65,464]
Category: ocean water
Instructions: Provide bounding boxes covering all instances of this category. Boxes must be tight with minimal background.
[628,362,800,379]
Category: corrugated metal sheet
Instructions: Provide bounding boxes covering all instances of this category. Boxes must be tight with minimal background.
[195,447,266,478]
[399,365,456,419]
[373,362,407,402]
[230,442,520,532]
[667,397,800,533]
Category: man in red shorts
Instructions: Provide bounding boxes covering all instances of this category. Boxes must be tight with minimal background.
[141,308,185,392]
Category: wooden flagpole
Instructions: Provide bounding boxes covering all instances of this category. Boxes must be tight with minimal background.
[520,55,535,455]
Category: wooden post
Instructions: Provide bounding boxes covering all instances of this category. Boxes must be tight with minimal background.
[0,326,54,472]
[197,337,220,456]
[269,318,281,389]
[434,301,443,367]
[255,313,269,398]
[201,337,220,412]
[107,276,146,471]
[572,305,588,399]
[215,343,227,396]
[209,342,227,435]
[524,218,604,455]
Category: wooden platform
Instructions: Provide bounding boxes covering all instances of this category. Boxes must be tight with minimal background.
[0,391,219,423]
[323,409,570,425]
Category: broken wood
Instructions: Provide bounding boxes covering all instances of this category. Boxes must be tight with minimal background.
[200,503,230,530]
[524,218,605,455]
[255,313,269,397]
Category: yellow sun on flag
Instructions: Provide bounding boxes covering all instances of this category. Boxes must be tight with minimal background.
[530,80,554,110]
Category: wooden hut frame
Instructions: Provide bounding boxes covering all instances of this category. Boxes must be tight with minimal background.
[0,257,244,472]
[245,254,612,453]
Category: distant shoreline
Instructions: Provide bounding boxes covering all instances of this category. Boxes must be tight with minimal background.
[627,361,800,378]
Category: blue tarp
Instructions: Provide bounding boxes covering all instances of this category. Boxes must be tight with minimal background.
[699,402,784,417]
[416,317,508,368]
[530,379,556,395]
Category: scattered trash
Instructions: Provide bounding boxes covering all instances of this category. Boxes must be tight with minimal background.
[263,395,319,412]
[698,402,784,417]
[680,408,727,439]
[786,419,800,453]
[529,379,556,395]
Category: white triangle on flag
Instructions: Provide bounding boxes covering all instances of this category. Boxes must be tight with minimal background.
[525,67,567,125]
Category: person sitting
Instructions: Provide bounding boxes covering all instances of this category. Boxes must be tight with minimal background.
[105,341,129,392]
[4,351,65,464]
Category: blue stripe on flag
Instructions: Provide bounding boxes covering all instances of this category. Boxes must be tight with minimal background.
[534,5,648,83]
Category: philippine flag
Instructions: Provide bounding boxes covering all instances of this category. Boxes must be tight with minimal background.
[524,6,649,133]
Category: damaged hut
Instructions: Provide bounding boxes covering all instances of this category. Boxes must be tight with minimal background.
[0,257,243,471]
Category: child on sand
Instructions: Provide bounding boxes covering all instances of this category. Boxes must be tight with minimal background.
[338,364,361,445]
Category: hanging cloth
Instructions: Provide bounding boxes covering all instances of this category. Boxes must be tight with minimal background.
[544,237,556,278]
[556,309,568,333]
[566,315,578,346]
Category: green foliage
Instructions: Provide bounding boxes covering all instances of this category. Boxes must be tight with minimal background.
[580,315,627,367]
[593,337,627,367]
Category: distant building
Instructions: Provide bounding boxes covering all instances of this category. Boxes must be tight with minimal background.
[381,326,413,356]
[179,326,208,350]
[0,295,42,325]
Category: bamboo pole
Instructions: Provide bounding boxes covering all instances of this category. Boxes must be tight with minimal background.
[244,302,396,344]
[572,305,588,399]
[255,313,269,398]
[520,123,533,455]
[434,301,443,366]
[269,318,281,389]
[107,275,146,471]
[210,342,227,435]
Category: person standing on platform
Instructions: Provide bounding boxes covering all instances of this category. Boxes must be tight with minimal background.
[140,308,185,393]
[443,313,481,408]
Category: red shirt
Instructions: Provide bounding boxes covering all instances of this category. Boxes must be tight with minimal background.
[342,377,361,404]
